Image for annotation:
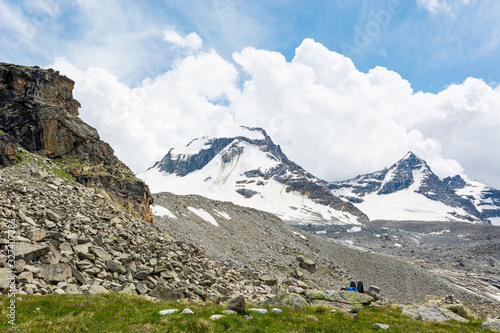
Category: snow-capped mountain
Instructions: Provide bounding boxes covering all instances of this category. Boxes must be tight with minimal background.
[139,127,368,224]
[444,175,500,225]
[329,152,489,223]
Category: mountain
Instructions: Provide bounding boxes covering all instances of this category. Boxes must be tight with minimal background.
[329,152,490,223]
[444,175,500,225]
[0,63,153,222]
[139,127,368,224]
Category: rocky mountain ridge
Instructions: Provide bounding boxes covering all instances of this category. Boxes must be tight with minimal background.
[0,63,152,223]
[444,175,500,224]
[140,127,367,225]
[329,152,495,224]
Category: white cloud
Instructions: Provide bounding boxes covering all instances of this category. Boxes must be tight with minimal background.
[163,26,202,51]
[52,38,500,189]
[416,0,472,15]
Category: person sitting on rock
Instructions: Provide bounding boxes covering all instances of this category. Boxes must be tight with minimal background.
[341,281,363,292]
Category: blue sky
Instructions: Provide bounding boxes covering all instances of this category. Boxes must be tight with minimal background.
[2,0,499,92]
[1,0,500,188]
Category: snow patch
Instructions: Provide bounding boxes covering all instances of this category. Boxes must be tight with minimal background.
[347,226,362,233]
[187,207,218,226]
[488,217,500,226]
[214,209,231,220]
[292,231,307,240]
[151,205,177,219]
[429,230,450,235]
[316,230,326,234]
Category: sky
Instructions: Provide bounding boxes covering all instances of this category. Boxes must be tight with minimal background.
[1,0,499,188]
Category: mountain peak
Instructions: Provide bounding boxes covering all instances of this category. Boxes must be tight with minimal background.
[140,129,368,224]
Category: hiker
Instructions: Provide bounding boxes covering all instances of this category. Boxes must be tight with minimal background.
[340,281,364,293]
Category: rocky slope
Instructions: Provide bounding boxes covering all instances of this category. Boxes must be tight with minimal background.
[140,127,367,225]
[0,150,279,303]
[151,191,500,316]
[0,63,152,223]
[329,152,488,223]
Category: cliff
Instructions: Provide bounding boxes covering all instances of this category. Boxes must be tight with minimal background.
[0,63,153,223]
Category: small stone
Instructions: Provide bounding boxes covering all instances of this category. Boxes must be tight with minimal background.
[54,288,66,295]
[373,323,390,330]
[181,308,194,315]
[247,308,268,314]
[271,308,282,314]
[222,310,237,315]
[209,314,225,320]
[159,309,179,315]
[243,315,253,321]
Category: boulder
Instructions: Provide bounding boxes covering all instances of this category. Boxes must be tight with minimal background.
[89,246,111,261]
[88,281,109,295]
[417,300,468,323]
[27,229,46,242]
[260,274,278,286]
[481,318,500,332]
[298,258,316,273]
[106,260,126,274]
[338,290,373,306]
[291,267,304,279]
[14,243,51,261]
[228,295,246,314]
[150,285,184,301]
[0,268,13,291]
[38,264,72,283]
[262,293,309,309]
[303,289,332,301]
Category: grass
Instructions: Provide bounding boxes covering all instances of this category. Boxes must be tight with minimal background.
[0,293,492,333]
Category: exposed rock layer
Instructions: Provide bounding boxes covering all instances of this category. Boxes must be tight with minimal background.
[0,63,152,223]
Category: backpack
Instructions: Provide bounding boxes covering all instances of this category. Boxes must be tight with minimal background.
[346,286,358,292]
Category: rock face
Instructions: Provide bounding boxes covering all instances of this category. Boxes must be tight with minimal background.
[0,63,152,223]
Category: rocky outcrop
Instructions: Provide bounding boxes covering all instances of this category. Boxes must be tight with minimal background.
[0,63,152,223]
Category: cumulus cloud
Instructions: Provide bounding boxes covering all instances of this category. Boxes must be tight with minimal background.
[163,26,203,50]
[52,38,500,189]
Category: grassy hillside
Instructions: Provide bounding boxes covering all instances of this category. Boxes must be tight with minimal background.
[0,294,491,332]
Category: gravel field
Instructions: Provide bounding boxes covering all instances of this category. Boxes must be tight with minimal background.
[153,192,500,317]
